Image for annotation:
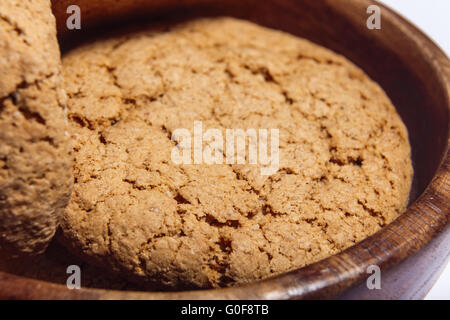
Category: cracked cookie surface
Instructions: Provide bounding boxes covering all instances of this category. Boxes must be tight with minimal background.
[0,0,73,256]
[60,17,413,288]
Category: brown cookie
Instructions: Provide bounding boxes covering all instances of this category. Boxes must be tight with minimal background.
[60,17,413,288]
[0,0,73,256]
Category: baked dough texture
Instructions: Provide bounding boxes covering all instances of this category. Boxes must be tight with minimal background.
[0,0,73,256]
[60,17,413,288]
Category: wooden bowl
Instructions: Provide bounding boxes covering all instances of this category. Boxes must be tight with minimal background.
[0,0,448,299]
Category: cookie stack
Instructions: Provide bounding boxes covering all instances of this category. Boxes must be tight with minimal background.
[0,1,413,289]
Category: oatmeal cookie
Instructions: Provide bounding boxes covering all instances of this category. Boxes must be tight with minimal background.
[0,0,73,256]
[60,17,413,288]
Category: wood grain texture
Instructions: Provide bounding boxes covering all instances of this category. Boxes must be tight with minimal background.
[0,0,448,299]
[338,223,450,299]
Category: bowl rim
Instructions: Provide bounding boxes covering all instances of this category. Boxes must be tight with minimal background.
[1,0,449,299]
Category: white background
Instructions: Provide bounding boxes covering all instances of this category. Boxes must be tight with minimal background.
[378,0,449,300]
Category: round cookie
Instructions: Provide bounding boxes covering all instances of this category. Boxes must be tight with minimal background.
[0,0,73,256]
[60,17,413,288]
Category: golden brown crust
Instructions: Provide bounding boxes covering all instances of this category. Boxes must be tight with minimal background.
[60,17,413,288]
[0,0,73,256]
